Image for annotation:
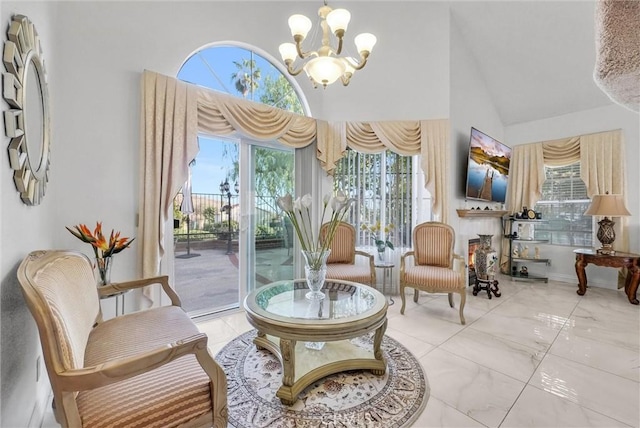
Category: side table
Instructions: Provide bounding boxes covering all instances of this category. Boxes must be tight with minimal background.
[574,248,640,305]
[375,261,395,305]
[98,285,129,316]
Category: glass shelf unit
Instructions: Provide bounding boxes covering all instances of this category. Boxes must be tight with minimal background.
[503,217,550,282]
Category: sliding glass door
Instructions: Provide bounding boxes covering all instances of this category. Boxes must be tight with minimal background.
[173,136,294,317]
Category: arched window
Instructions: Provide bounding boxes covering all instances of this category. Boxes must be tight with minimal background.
[178,43,308,115]
[172,43,307,316]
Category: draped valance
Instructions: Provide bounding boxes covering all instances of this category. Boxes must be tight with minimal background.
[500,129,628,275]
[138,70,450,301]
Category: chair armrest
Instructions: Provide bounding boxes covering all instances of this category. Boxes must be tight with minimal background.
[98,275,181,307]
[355,250,376,286]
[58,333,209,392]
[355,250,374,262]
[401,251,415,266]
[400,250,415,278]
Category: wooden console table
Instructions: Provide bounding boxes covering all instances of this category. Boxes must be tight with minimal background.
[574,249,640,305]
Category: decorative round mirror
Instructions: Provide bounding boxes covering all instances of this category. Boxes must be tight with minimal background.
[2,15,51,205]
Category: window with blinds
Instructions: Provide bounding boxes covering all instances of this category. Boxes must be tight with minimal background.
[533,162,592,246]
[333,150,427,249]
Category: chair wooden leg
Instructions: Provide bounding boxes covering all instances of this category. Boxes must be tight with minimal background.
[448,293,454,308]
[413,289,419,303]
[458,290,466,325]
[400,284,407,314]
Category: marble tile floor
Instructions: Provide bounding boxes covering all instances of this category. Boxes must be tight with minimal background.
[201,277,640,428]
[42,276,640,427]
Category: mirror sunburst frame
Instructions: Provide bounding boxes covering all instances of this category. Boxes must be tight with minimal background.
[2,14,51,205]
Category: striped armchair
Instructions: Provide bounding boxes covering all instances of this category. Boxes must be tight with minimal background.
[400,222,467,324]
[320,222,376,286]
[17,250,227,428]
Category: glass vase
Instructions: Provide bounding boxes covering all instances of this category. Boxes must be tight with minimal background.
[95,256,113,286]
[474,235,496,280]
[376,242,387,262]
[301,250,330,301]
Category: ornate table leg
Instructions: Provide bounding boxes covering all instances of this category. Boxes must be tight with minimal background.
[575,256,588,296]
[625,266,640,305]
[278,338,297,405]
[371,319,388,375]
[255,331,266,350]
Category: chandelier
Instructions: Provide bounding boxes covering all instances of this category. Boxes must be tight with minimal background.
[278,2,377,89]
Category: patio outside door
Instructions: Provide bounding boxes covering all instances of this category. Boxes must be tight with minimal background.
[173,137,294,317]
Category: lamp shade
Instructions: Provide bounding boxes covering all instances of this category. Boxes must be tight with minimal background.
[354,33,377,54]
[279,43,298,62]
[303,57,346,86]
[326,8,350,33]
[288,14,312,39]
[584,193,631,217]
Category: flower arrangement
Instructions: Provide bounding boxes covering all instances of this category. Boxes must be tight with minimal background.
[66,222,135,285]
[277,191,354,268]
[362,221,395,252]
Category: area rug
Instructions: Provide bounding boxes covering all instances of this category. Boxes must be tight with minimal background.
[215,329,429,427]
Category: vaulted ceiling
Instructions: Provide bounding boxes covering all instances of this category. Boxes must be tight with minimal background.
[450,1,615,126]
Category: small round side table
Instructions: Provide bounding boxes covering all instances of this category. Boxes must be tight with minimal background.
[374,261,395,305]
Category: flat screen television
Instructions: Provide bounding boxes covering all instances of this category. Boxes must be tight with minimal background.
[464,127,511,203]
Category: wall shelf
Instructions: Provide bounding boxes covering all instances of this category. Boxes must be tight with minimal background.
[457,209,508,218]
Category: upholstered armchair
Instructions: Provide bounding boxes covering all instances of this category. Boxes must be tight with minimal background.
[17,250,227,428]
[400,222,467,324]
[320,221,376,286]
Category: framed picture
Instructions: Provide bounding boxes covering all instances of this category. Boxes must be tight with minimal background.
[517,223,535,240]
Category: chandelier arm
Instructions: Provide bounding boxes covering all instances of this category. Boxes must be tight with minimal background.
[295,40,315,60]
[350,52,371,71]
[340,74,352,86]
[284,60,305,76]
[335,36,344,55]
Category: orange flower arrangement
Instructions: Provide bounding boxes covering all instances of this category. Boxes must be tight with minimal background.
[66,222,134,285]
[66,222,135,259]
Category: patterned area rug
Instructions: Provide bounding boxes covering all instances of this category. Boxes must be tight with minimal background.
[216,329,429,427]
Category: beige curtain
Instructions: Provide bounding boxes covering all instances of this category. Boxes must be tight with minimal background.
[322,119,450,221]
[421,119,450,223]
[500,143,545,272]
[197,88,317,147]
[138,70,199,305]
[500,129,628,277]
[580,129,628,258]
[139,71,451,302]
[505,143,546,214]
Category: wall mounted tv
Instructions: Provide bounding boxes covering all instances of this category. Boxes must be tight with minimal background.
[464,127,511,204]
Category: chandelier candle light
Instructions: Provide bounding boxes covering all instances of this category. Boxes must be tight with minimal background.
[66,222,135,286]
[279,2,377,88]
[584,192,631,255]
[277,192,354,300]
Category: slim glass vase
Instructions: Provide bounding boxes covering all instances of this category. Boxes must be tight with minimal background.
[95,256,113,286]
[301,250,331,300]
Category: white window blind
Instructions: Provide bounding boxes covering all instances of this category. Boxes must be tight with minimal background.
[534,162,592,246]
[334,150,428,248]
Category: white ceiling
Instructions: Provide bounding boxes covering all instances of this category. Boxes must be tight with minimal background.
[450,1,615,126]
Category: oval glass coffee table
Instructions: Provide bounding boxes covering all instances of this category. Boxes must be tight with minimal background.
[243,279,388,405]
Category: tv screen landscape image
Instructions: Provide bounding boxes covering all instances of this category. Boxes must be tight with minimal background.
[465,127,511,203]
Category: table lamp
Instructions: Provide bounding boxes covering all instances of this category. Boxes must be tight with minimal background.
[584,192,631,254]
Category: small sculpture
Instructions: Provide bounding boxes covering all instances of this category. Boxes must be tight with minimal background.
[534,246,540,259]
[513,246,519,257]
[520,266,528,276]
[521,245,529,258]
